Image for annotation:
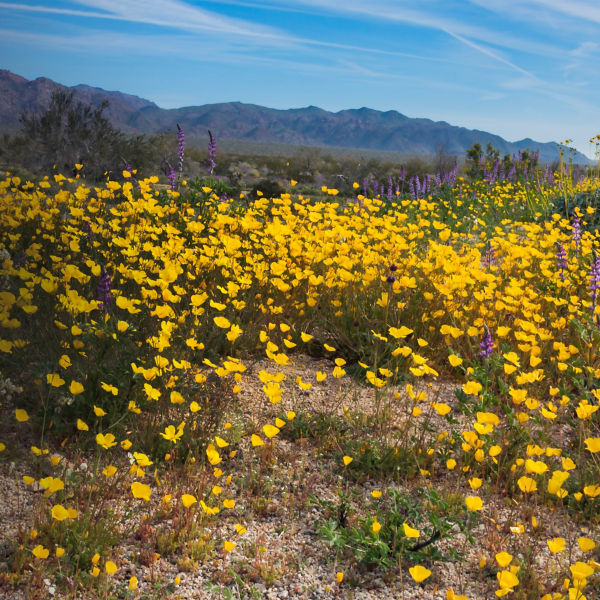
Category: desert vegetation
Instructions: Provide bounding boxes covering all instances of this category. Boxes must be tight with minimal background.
[1,116,600,600]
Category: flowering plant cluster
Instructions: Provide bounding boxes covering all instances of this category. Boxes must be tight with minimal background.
[0,162,599,598]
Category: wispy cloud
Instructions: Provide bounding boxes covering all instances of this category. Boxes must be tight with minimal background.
[526,0,600,24]
[0,25,472,88]
[570,42,599,57]
[442,30,536,80]
[0,0,466,63]
[274,0,545,80]
[237,0,563,58]
[249,0,600,110]
[0,1,284,40]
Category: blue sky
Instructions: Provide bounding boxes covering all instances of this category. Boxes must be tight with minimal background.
[1,0,599,157]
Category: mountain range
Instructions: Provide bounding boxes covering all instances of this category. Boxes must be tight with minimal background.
[0,69,590,164]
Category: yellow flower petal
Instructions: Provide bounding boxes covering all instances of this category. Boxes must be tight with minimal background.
[105,561,118,574]
[465,496,483,511]
[409,565,431,583]
[547,537,565,553]
[403,523,420,538]
[181,494,197,508]
[15,409,29,422]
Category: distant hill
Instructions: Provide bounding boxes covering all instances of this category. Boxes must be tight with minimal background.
[0,69,590,164]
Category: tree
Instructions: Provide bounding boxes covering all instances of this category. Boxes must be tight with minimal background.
[19,90,154,179]
[465,142,483,179]
[484,142,500,169]
[433,144,457,175]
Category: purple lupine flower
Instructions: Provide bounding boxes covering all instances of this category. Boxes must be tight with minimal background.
[167,166,176,191]
[373,181,379,196]
[387,176,393,202]
[556,241,568,281]
[177,124,185,173]
[123,160,140,189]
[82,221,92,239]
[400,167,406,180]
[443,164,458,187]
[409,178,416,200]
[208,130,216,175]
[362,179,368,197]
[572,214,582,251]
[590,251,600,310]
[386,275,396,283]
[481,242,496,270]
[478,325,494,358]
[97,268,112,313]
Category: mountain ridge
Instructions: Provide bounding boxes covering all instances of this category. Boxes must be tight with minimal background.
[0,69,590,164]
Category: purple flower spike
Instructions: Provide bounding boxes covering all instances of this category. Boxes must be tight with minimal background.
[555,241,567,281]
[208,130,216,175]
[478,325,494,359]
[167,166,176,191]
[481,242,496,270]
[97,268,112,313]
[82,221,92,239]
[572,214,581,251]
[590,251,600,311]
[177,124,185,173]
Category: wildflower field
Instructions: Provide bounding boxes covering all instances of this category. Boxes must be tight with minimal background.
[1,155,600,600]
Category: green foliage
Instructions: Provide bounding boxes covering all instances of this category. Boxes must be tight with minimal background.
[465,142,483,179]
[251,179,285,199]
[280,411,350,443]
[484,142,500,170]
[551,189,600,233]
[465,142,539,181]
[205,569,262,600]
[337,439,421,482]
[34,508,122,579]
[311,486,474,571]
[189,175,239,199]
